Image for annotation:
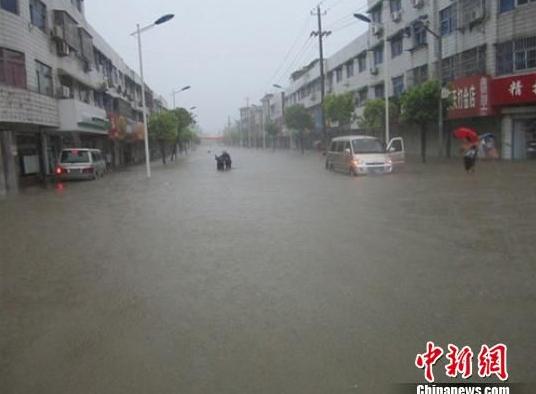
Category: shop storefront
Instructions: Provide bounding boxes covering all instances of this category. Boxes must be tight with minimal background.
[446,75,501,158]
[490,72,536,160]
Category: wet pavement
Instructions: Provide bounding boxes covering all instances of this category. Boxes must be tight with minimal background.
[1,148,535,393]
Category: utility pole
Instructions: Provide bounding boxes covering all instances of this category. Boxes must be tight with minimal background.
[311,5,331,147]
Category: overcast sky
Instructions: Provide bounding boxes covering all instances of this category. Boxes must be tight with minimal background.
[86,0,368,134]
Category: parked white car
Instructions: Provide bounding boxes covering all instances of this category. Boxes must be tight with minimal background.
[325,135,405,176]
[55,149,107,181]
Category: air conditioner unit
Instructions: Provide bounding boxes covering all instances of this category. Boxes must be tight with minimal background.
[391,11,402,22]
[371,24,383,36]
[52,25,64,40]
[58,86,71,98]
[412,0,424,8]
[57,42,69,56]
[370,67,379,75]
[468,7,484,23]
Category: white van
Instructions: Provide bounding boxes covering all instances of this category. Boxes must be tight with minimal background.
[325,135,405,175]
[55,149,107,181]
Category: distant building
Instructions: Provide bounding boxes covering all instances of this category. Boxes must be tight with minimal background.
[265,0,536,159]
[0,0,164,194]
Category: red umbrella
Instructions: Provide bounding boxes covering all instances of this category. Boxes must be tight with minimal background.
[453,127,479,143]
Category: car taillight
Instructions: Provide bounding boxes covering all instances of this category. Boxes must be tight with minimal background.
[82,167,94,174]
[55,167,64,175]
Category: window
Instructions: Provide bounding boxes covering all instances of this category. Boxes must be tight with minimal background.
[413,22,427,47]
[1,0,18,14]
[358,53,367,72]
[0,48,26,89]
[391,35,403,58]
[352,139,385,154]
[440,4,457,36]
[499,0,515,12]
[373,46,384,65]
[514,37,536,71]
[496,41,514,75]
[412,64,428,85]
[370,6,382,24]
[30,0,46,31]
[374,83,385,99]
[390,0,401,12]
[496,37,536,75]
[392,76,404,97]
[35,61,52,96]
[442,45,487,81]
[336,67,343,83]
[79,28,95,65]
[356,88,368,107]
[346,61,354,78]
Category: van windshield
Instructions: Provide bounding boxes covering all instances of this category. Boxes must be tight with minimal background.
[352,139,385,154]
[60,150,90,164]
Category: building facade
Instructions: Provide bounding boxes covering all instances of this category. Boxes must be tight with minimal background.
[259,0,536,159]
[0,0,164,195]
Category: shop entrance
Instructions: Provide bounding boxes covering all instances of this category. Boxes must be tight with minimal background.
[513,119,536,160]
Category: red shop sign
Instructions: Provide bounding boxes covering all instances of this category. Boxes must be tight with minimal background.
[447,75,493,119]
[491,72,536,106]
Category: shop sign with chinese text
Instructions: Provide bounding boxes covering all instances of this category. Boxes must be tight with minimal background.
[491,72,536,106]
[448,75,493,119]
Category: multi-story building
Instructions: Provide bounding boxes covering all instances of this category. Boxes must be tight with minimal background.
[264,0,536,159]
[0,0,164,195]
[239,104,263,148]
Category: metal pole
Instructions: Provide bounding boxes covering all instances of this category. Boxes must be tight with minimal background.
[384,32,390,143]
[437,36,444,158]
[137,24,151,178]
[316,5,327,145]
[172,91,176,109]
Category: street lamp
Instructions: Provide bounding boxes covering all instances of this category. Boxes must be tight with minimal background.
[354,13,390,144]
[131,13,175,179]
[415,17,445,158]
[171,85,191,108]
[190,106,197,111]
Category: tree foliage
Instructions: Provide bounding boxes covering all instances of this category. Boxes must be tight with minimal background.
[148,107,195,164]
[264,120,280,151]
[400,80,441,162]
[358,99,400,133]
[284,105,314,154]
[324,92,355,129]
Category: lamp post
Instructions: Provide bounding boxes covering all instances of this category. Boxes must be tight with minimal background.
[171,85,191,109]
[354,13,390,143]
[131,13,174,179]
[415,17,445,158]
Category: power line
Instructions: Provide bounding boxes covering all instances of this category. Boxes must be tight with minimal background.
[267,15,313,86]
[275,37,316,85]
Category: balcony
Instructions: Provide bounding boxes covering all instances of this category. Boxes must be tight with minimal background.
[0,86,59,127]
[58,99,109,134]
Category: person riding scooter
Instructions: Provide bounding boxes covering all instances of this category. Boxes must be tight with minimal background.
[215,151,232,171]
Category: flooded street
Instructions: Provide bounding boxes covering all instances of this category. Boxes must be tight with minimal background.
[1,148,535,393]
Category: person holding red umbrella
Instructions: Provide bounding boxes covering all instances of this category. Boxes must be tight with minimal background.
[453,127,479,173]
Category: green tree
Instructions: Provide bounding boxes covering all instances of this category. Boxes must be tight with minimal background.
[358,99,400,136]
[284,105,314,154]
[148,111,178,164]
[171,108,194,156]
[264,120,279,151]
[324,92,355,130]
[400,80,441,163]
